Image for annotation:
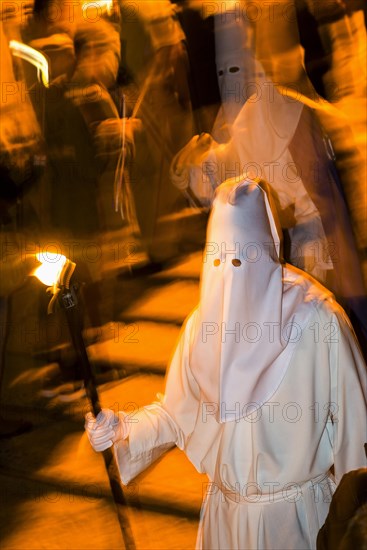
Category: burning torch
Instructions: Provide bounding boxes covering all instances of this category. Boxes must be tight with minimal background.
[32,252,136,550]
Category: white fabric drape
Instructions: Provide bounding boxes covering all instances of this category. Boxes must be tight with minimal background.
[113,179,367,549]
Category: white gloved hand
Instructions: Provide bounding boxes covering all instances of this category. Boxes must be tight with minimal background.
[172,133,213,176]
[170,133,214,193]
[85,408,127,452]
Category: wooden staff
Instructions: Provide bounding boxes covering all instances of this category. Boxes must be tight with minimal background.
[44,259,136,550]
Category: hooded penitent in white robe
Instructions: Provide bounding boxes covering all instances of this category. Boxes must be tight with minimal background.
[113,178,367,550]
[170,9,367,354]
[170,11,332,281]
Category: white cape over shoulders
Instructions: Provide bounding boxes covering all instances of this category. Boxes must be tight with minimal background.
[114,273,367,550]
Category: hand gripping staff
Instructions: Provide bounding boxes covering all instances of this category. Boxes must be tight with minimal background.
[33,253,136,550]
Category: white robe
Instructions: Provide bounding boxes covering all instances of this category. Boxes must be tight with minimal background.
[113,276,367,550]
[170,89,334,284]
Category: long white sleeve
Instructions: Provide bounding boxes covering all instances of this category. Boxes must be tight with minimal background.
[113,404,178,485]
[114,313,201,485]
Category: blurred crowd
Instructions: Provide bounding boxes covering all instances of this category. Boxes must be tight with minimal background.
[1,0,366,346]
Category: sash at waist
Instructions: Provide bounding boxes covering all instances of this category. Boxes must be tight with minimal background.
[211,473,334,505]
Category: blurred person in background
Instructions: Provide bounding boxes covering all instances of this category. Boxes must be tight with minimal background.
[174,0,221,133]
[0,5,43,234]
[294,0,367,272]
[0,6,44,275]
[3,1,123,396]
[170,2,367,357]
[21,0,196,257]
[255,0,367,352]
[21,0,122,237]
[0,13,44,436]
[117,0,194,262]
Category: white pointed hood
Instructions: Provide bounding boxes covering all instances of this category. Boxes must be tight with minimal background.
[190,177,313,422]
[214,8,266,132]
[213,8,303,150]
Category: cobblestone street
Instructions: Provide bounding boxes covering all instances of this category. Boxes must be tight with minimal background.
[0,213,207,550]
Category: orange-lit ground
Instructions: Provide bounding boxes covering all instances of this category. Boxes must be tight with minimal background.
[0,222,207,550]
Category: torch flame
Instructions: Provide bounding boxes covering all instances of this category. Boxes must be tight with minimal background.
[33,253,67,286]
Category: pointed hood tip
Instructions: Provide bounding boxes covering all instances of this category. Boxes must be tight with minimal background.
[214,174,267,205]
